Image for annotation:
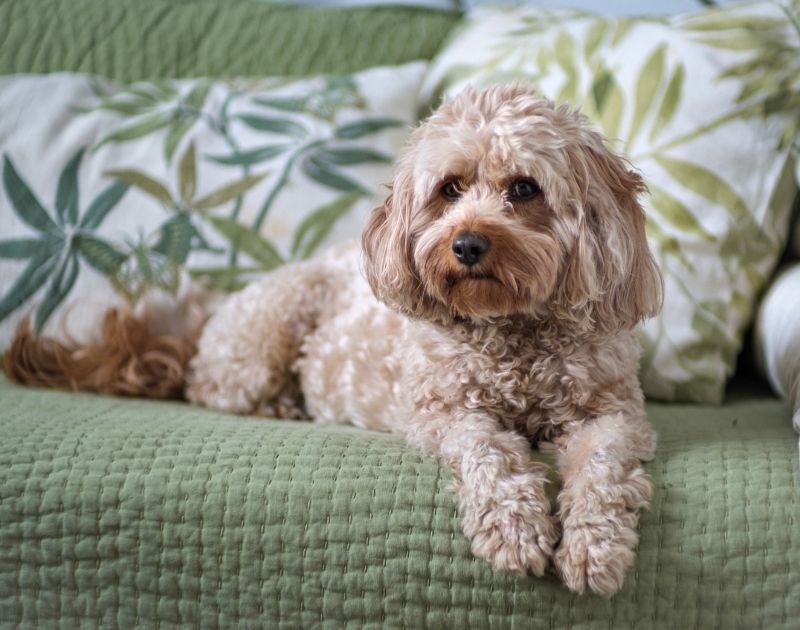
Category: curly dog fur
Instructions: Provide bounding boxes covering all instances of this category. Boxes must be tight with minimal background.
[188,84,662,596]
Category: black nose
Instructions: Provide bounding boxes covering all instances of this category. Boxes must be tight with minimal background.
[452,232,490,267]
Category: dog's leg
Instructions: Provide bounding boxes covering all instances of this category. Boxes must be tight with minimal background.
[552,412,656,596]
[187,262,330,417]
[406,411,558,576]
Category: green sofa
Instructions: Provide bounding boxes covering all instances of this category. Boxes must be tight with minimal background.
[1,1,798,627]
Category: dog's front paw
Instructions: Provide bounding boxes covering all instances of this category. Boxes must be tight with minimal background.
[466,506,558,577]
[553,521,638,596]
[470,514,558,577]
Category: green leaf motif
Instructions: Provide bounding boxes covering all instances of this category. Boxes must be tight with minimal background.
[584,20,608,60]
[184,82,212,110]
[105,169,173,206]
[90,98,152,116]
[645,216,694,272]
[655,156,775,269]
[207,216,284,270]
[598,76,624,140]
[680,16,787,32]
[591,70,614,112]
[76,235,128,275]
[335,118,404,140]
[536,47,553,75]
[55,149,84,226]
[690,308,737,359]
[315,147,392,165]
[3,155,57,233]
[650,63,684,142]
[188,266,255,292]
[291,193,361,260]
[302,156,367,194]
[649,184,715,243]
[554,30,579,104]
[253,96,308,112]
[179,142,197,203]
[696,34,782,52]
[94,110,175,151]
[654,156,750,220]
[206,144,291,167]
[0,238,43,259]
[629,44,665,146]
[81,182,130,230]
[0,253,57,321]
[237,114,309,139]
[34,253,79,332]
[736,70,778,104]
[611,19,635,46]
[194,172,267,210]
[763,89,800,116]
[164,116,195,164]
[152,214,193,265]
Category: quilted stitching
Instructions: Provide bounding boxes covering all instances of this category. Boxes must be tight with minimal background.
[0,0,458,81]
[0,378,797,628]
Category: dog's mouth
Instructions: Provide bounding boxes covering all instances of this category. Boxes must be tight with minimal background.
[446,271,501,287]
[442,270,526,318]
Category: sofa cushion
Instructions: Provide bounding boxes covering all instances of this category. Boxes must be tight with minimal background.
[756,263,800,431]
[420,1,800,403]
[0,377,797,626]
[0,0,459,81]
[0,65,426,345]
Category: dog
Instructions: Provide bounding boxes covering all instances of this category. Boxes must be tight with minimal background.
[187,84,663,596]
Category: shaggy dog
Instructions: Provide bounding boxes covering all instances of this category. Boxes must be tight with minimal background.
[187,84,663,596]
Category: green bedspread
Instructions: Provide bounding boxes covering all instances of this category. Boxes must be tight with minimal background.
[0,378,797,628]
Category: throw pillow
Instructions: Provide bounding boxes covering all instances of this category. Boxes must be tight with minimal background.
[420,1,800,403]
[0,63,427,346]
[755,264,800,432]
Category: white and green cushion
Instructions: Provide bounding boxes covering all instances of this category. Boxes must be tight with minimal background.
[421,1,800,403]
[0,63,426,346]
[755,263,800,432]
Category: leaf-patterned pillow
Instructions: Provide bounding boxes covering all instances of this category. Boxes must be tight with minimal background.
[420,1,800,403]
[0,63,427,346]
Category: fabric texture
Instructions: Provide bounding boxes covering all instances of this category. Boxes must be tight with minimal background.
[0,376,797,627]
[0,0,458,81]
[755,263,800,432]
[420,1,800,404]
[262,0,459,9]
[0,65,426,345]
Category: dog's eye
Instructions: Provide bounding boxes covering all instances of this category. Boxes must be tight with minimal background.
[508,179,540,201]
[440,181,462,202]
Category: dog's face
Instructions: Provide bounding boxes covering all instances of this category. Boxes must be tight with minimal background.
[363,84,662,331]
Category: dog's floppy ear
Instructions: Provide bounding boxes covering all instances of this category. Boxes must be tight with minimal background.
[361,164,422,315]
[557,131,662,331]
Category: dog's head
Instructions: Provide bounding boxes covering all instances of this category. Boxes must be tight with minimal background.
[362,84,662,332]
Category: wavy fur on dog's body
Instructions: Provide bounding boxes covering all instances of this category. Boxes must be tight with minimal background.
[188,85,662,596]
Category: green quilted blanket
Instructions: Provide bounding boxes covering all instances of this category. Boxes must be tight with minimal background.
[0,378,798,628]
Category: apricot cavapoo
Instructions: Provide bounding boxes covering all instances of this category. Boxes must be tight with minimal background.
[187,84,663,595]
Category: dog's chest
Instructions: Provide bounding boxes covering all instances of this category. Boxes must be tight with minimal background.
[408,321,572,433]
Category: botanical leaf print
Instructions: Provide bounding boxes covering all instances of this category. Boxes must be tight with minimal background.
[83,79,213,163]
[291,193,361,260]
[0,150,129,330]
[0,64,426,346]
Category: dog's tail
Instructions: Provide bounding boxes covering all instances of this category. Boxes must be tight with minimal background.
[3,308,198,400]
